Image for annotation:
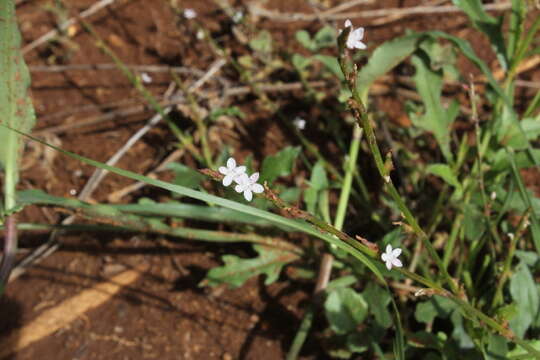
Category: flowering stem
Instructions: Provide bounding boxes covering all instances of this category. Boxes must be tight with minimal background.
[337,50,459,295]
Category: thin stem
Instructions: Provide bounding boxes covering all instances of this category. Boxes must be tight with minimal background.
[0,215,17,290]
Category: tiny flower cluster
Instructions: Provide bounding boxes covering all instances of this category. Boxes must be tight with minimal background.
[219,157,264,202]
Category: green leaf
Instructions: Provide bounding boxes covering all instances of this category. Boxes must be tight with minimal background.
[249,30,272,53]
[313,25,336,50]
[304,161,328,214]
[414,295,457,323]
[314,54,344,81]
[166,163,205,190]
[452,0,507,69]
[508,340,540,359]
[209,106,245,121]
[325,287,368,334]
[357,33,423,100]
[260,146,301,184]
[363,282,392,328]
[498,115,540,150]
[411,52,458,162]
[4,125,386,282]
[295,30,314,51]
[204,244,298,288]
[463,204,485,241]
[486,335,508,360]
[0,0,36,210]
[509,262,540,337]
[426,163,461,189]
[292,54,312,71]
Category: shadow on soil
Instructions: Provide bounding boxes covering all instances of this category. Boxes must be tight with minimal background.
[0,293,23,360]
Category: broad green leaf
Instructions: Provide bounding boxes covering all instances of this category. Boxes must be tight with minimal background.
[411,52,458,162]
[509,262,540,337]
[463,204,485,241]
[325,287,368,334]
[167,163,205,190]
[249,30,272,53]
[204,244,298,288]
[357,33,424,100]
[486,335,508,360]
[0,0,36,210]
[5,125,386,282]
[260,146,301,184]
[426,163,461,190]
[414,295,457,323]
[450,311,474,349]
[363,282,392,328]
[452,0,507,69]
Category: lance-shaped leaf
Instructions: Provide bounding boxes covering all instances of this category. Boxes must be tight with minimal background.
[0,0,36,211]
[410,52,459,162]
[203,244,299,288]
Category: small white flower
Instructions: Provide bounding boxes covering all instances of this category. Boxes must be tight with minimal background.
[196,29,205,40]
[141,72,152,84]
[234,172,264,201]
[232,10,243,23]
[381,244,403,270]
[340,19,366,50]
[184,8,197,19]
[218,157,246,186]
[293,117,306,130]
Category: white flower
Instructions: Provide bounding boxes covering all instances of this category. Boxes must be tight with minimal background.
[140,72,152,84]
[341,20,366,50]
[232,10,243,23]
[293,117,306,130]
[381,244,403,270]
[184,8,197,19]
[218,157,246,186]
[234,172,264,201]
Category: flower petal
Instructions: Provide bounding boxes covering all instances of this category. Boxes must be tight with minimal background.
[235,165,246,174]
[392,248,402,257]
[218,166,228,175]
[234,184,244,193]
[392,258,403,268]
[353,27,364,40]
[244,189,253,201]
[344,19,352,28]
[385,244,393,254]
[385,261,393,270]
[227,157,236,169]
[222,175,233,186]
[250,172,260,182]
[251,183,264,194]
[381,253,389,262]
[235,173,249,185]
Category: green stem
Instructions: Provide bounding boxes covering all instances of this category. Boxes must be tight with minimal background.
[334,125,362,230]
[286,304,315,360]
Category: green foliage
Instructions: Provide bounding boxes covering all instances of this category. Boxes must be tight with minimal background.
[452,0,507,69]
[426,164,461,191]
[0,0,36,210]
[509,262,540,337]
[167,163,205,190]
[410,50,459,162]
[304,161,328,214]
[357,33,423,100]
[325,287,368,334]
[260,146,301,184]
[204,244,298,288]
[295,25,336,52]
[249,30,272,53]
